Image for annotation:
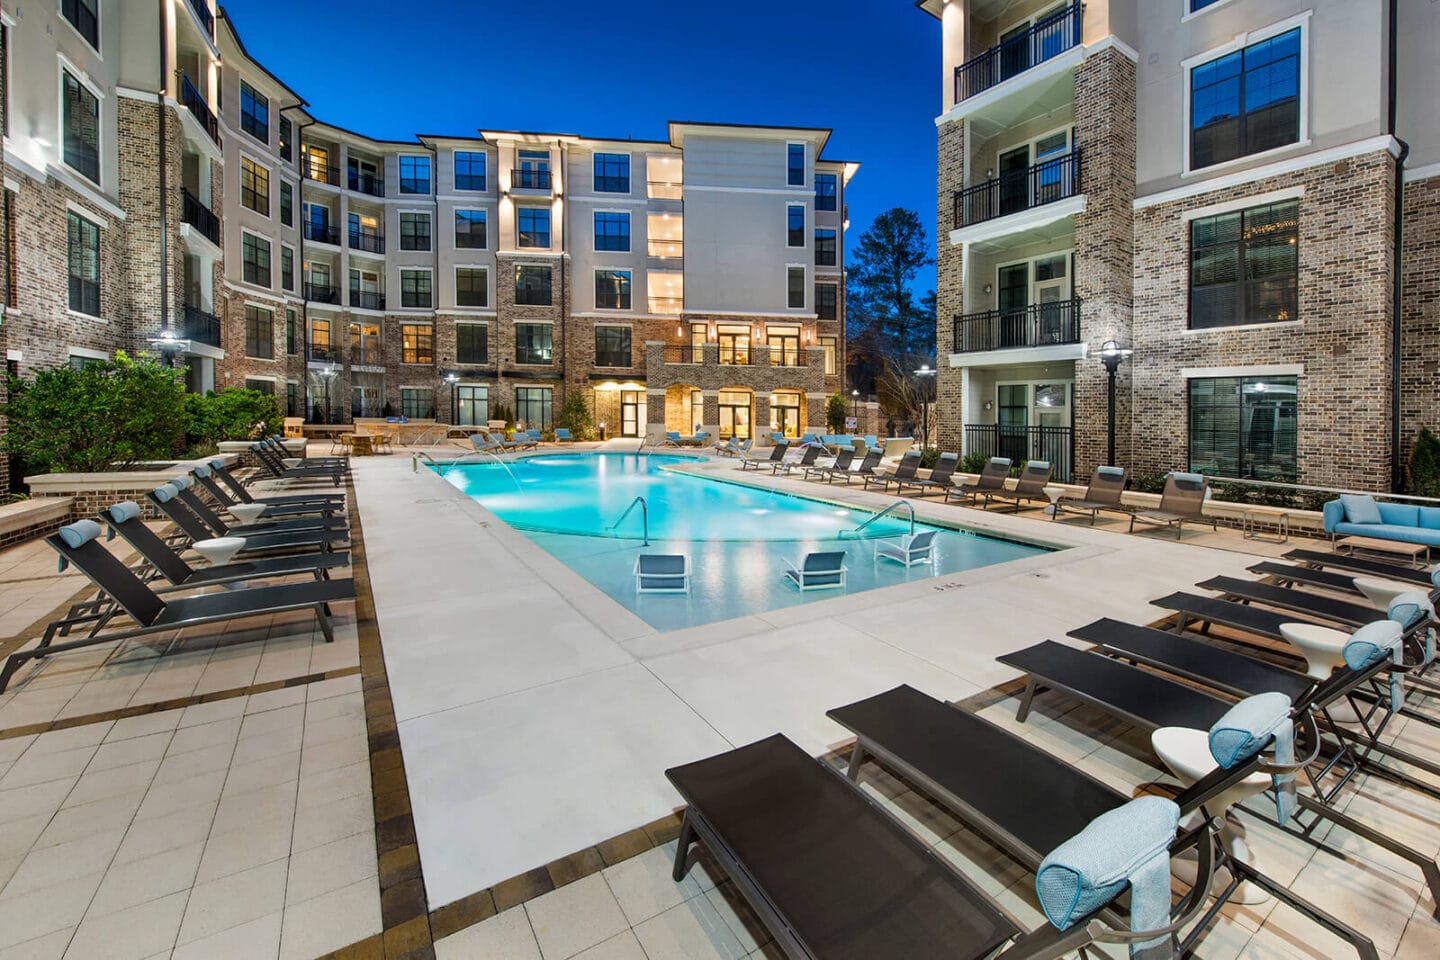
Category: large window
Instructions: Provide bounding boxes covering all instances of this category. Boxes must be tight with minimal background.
[281,246,294,291]
[240,81,269,144]
[787,267,805,309]
[595,270,631,310]
[595,326,631,367]
[787,205,805,247]
[1189,376,1297,481]
[456,267,488,307]
[515,324,553,364]
[399,155,431,194]
[401,324,433,364]
[516,265,552,305]
[241,157,270,215]
[280,181,293,226]
[815,229,837,267]
[457,324,488,364]
[594,153,630,192]
[1190,28,1300,170]
[400,269,432,308]
[594,212,630,251]
[401,387,434,419]
[67,211,100,316]
[787,143,805,186]
[455,210,487,249]
[286,309,297,354]
[456,385,488,426]
[245,379,274,396]
[820,336,837,375]
[515,387,553,430]
[242,233,271,287]
[62,0,99,49]
[815,283,838,320]
[1189,199,1298,329]
[815,173,838,211]
[455,151,487,191]
[399,212,431,251]
[62,71,100,185]
[279,117,292,161]
[518,207,550,248]
[245,305,274,358]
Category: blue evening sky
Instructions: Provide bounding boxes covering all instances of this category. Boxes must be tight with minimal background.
[221,0,941,295]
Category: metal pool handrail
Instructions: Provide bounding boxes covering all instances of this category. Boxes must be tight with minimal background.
[846,499,915,539]
[611,495,650,546]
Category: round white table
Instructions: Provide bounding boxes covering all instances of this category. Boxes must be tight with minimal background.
[1351,576,1418,611]
[1279,622,1353,680]
[191,536,246,567]
[226,503,268,525]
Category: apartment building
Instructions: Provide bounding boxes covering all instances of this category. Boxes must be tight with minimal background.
[920,0,1439,492]
[0,1,854,482]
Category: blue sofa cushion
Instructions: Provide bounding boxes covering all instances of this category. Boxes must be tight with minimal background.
[1340,494,1382,525]
[1377,502,1419,527]
[1419,507,1440,530]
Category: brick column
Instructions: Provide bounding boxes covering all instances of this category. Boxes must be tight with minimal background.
[1401,175,1440,453]
[935,119,966,452]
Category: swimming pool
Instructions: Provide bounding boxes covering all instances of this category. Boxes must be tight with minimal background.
[437,453,1053,630]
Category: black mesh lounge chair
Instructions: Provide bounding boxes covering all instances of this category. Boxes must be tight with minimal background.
[251,444,343,485]
[830,447,882,485]
[863,449,921,491]
[893,452,960,497]
[1129,472,1215,539]
[148,487,343,555]
[167,479,346,538]
[191,466,340,520]
[774,443,824,476]
[982,460,1054,512]
[1194,575,1397,629]
[803,448,852,481]
[1151,591,1331,645]
[826,686,1379,960]
[0,521,354,693]
[944,456,1010,503]
[738,441,787,471]
[208,461,345,509]
[1053,465,1129,524]
[260,436,346,468]
[1283,548,1436,586]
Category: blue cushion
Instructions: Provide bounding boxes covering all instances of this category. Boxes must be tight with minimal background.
[1344,620,1405,670]
[168,475,194,491]
[1340,494,1383,525]
[1419,507,1440,530]
[1097,466,1125,478]
[1209,691,1291,768]
[151,485,176,504]
[1331,522,1440,547]
[1388,590,1434,629]
[1377,502,1418,526]
[58,520,103,548]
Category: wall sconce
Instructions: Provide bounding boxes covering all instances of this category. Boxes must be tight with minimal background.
[676,325,683,337]
[805,330,812,343]
[983,283,993,295]
[983,400,993,411]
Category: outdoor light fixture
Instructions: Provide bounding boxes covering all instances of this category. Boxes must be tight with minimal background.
[1097,340,1133,467]
[914,364,937,450]
[149,328,190,367]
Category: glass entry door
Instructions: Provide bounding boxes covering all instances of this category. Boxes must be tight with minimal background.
[719,390,752,439]
[771,391,802,438]
[620,390,644,437]
[457,385,488,426]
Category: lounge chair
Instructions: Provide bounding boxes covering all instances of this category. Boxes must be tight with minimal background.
[633,554,690,594]
[863,449,921,491]
[664,430,683,446]
[874,529,937,567]
[207,460,344,510]
[833,447,883,485]
[259,437,346,474]
[470,433,503,454]
[0,521,354,693]
[1194,575,1400,629]
[982,460,1053,512]
[251,443,343,486]
[1151,591,1333,645]
[1249,561,1440,603]
[525,429,545,445]
[712,437,747,458]
[165,477,347,538]
[148,486,343,556]
[738,441,787,471]
[554,428,574,442]
[686,430,711,446]
[1053,465,1129,524]
[1130,472,1216,539]
[803,448,852,481]
[773,443,823,476]
[893,451,959,497]
[190,465,339,521]
[1282,548,1436,586]
[945,456,1011,503]
[782,550,846,591]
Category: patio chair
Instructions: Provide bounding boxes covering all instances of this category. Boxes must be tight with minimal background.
[712,437,740,457]
[738,441,787,471]
[982,460,1054,512]
[803,448,852,481]
[0,521,354,693]
[148,486,343,555]
[687,430,711,446]
[525,429,545,445]
[1129,472,1216,539]
[190,465,340,521]
[893,451,960,497]
[945,456,1012,504]
[208,461,345,510]
[782,550,847,591]
[250,444,343,486]
[554,428,574,442]
[633,554,690,594]
[260,436,345,470]
[834,447,883,485]
[1193,575,1411,629]
[773,443,823,476]
[470,433,503,454]
[1053,465,1129,524]
[874,529,937,567]
[769,432,786,445]
[166,476,346,538]
[1282,548,1437,586]
[665,431,683,446]
[863,449,921,491]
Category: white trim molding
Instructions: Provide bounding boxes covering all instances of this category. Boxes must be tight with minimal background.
[1181,363,1304,379]
[949,194,1087,247]
[1180,185,1305,223]
[1404,162,1440,184]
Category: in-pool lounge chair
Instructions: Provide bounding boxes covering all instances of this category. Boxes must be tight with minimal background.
[874,529,937,567]
[863,449,921,491]
[1053,465,1129,524]
[738,441,788,471]
[945,456,1011,504]
[0,521,354,693]
[892,452,959,497]
[633,554,690,594]
[982,460,1053,512]
[783,550,846,591]
[1129,472,1216,539]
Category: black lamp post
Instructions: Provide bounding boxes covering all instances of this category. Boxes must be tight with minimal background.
[850,388,859,426]
[914,364,937,449]
[1098,339,1133,467]
[444,371,459,425]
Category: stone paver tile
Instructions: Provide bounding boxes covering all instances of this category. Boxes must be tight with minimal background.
[296,759,370,810]
[85,732,171,776]
[219,751,301,798]
[229,727,303,767]
[61,757,162,809]
[301,713,361,748]
[239,704,304,742]
[209,779,297,837]
[524,873,629,960]
[0,817,53,864]
[0,855,20,891]
[176,697,246,730]
[165,718,241,758]
[114,801,217,865]
[0,870,104,950]
[151,744,234,789]
[277,877,381,960]
[290,790,372,854]
[602,845,703,927]
[703,882,773,954]
[0,743,96,790]
[572,931,649,960]
[65,889,188,960]
[3,828,124,897]
[304,674,362,702]
[176,858,287,946]
[0,735,36,765]
[297,732,368,777]
[22,723,110,756]
[0,927,73,960]
[195,812,293,884]
[284,829,376,906]
[103,709,183,744]
[171,910,282,960]
[34,788,145,849]
[134,768,227,821]
[244,685,307,715]
[301,690,363,724]
[434,904,541,960]
[632,895,747,960]
[0,776,75,822]
[89,839,205,917]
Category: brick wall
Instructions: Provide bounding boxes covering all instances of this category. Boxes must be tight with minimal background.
[934,120,966,452]
[1401,174,1440,458]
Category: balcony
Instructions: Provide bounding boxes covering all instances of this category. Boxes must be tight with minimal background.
[304,283,340,305]
[179,76,221,146]
[953,149,1081,229]
[964,423,1074,483]
[181,189,220,246]
[350,291,386,311]
[647,239,683,259]
[648,296,684,315]
[350,345,382,366]
[308,342,337,363]
[182,305,221,347]
[349,231,385,254]
[348,171,384,197]
[512,169,551,190]
[953,298,1081,353]
[307,163,342,187]
[187,0,215,39]
[647,180,683,201]
[304,222,340,245]
[955,1,1081,103]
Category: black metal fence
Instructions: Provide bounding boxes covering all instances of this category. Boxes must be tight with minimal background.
[953,299,1081,353]
[179,75,221,145]
[349,231,385,254]
[182,305,221,347]
[181,189,220,245]
[954,1,1082,102]
[953,149,1081,228]
[513,169,551,190]
[964,423,1074,483]
[304,283,339,304]
[187,0,215,37]
[348,171,384,197]
[304,222,339,245]
[350,291,385,311]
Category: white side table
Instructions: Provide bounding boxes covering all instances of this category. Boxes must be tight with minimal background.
[1279,622,1351,679]
[192,536,246,568]
[1352,576,1417,610]
[1242,510,1290,543]
[227,503,268,525]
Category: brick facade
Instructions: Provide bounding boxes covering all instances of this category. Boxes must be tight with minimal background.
[1401,174,1440,453]
[934,121,965,453]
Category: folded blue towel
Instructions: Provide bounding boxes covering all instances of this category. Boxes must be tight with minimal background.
[1344,620,1406,709]
[1036,795,1180,958]
[194,464,212,478]
[1389,590,1435,663]
[104,501,141,524]
[168,475,194,491]
[1209,692,1295,824]
[209,459,226,471]
[58,519,102,549]
[151,485,176,504]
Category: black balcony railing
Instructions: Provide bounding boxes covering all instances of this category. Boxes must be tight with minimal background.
[187,0,215,39]
[953,298,1081,353]
[304,222,340,245]
[348,171,384,197]
[953,149,1081,228]
[955,1,1082,102]
[349,231,385,254]
[182,305,221,347]
[304,283,339,304]
[179,75,221,146]
[350,291,385,311]
[181,188,220,245]
[308,342,336,362]
[513,169,551,190]
[663,345,703,364]
[964,423,1074,483]
[307,162,342,186]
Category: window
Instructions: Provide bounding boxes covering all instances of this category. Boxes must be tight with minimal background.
[787,267,805,308]
[62,0,98,49]
[787,143,805,186]
[62,71,100,185]
[768,327,800,366]
[815,284,837,320]
[456,385,488,426]
[240,157,270,215]
[280,181,293,226]
[245,379,275,395]
[595,270,631,310]
[815,173,838,211]
[401,324,434,364]
[518,207,550,248]
[820,336,837,375]
[516,265,552,305]
[286,309,297,354]
[455,151,487,190]
[516,151,550,189]
[240,81,269,143]
[515,324,553,364]
[400,269,432,308]
[455,210,487,249]
[399,155,431,194]
[1190,28,1300,170]
[1190,0,1222,10]
[401,387,434,419]
[457,324,488,364]
[787,205,805,247]
[310,318,332,360]
[245,305,274,358]
[303,144,331,183]
[399,212,432,251]
[242,233,271,287]
[279,117,292,162]
[1189,376,1297,481]
[595,326,631,366]
[815,229,837,266]
[287,381,298,417]
[1189,199,1298,329]
[280,246,294,291]
[456,267,488,307]
[66,211,100,316]
[594,153,630,192]
[594,211,630,252]
[515,387,553,430]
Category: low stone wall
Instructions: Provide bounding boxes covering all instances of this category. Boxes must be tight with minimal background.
[24,455,241,524]
[0,498,76,549]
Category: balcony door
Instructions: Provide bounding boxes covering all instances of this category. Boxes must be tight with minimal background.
[1033,254,1070,344]
[996,263,1029,348]
[717,325,750,365]
[998,22,1032,82]
[719,390,752,440]
[771,390,802,439]
[1033,129,1073,204]
[997,147,1030,216]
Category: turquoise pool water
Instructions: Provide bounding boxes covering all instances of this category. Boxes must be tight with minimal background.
[438,453,1052,630]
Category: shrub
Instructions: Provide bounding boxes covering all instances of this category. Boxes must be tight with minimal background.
[186,388,283,451]
[825,393,849,434]
[491,402,515,432]
[1134,472,1168,495]
[919,447,941,469]
[1409,427,1440,498]
[554,391,596,441]
[960,451,989,474]
[1,351,191,473]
